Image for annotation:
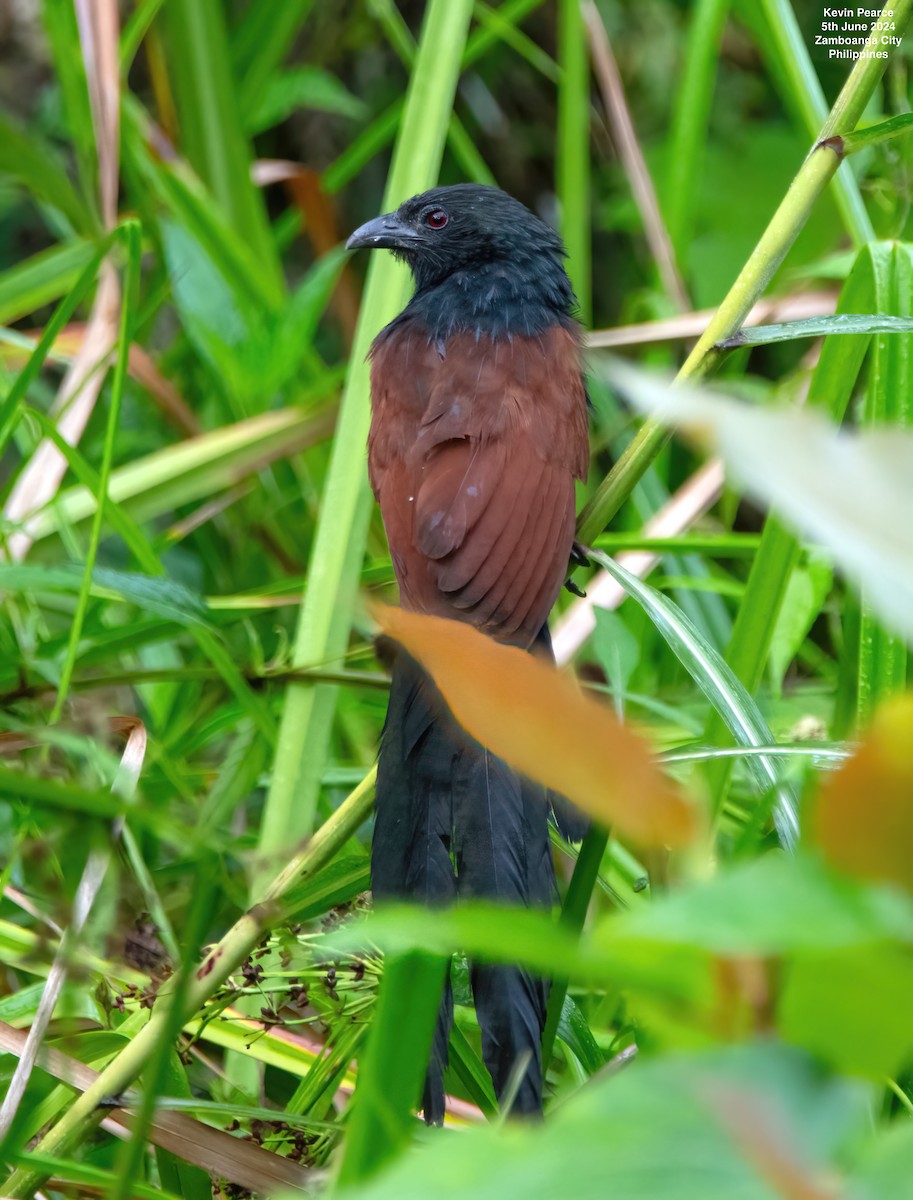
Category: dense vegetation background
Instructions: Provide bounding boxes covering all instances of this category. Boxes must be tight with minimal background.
[1,0,912,1196]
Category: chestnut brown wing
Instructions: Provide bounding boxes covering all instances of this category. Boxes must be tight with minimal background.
[368,323,589,648]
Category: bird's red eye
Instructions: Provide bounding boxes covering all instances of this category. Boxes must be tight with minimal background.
[425,209,448,229]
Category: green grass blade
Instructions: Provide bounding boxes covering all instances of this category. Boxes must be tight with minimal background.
[322,0,544,197]
[4,1152,179,1200]
[0,112,95,237]
[557,0,591,323]
[119,0,167,70]
[664,0,729,256]
[722,313,913,347]
[857,242,912,722]
[541,825,609,1066]
[256,0,477,883]
[50,223,142,720]
[748,0,874,243]
[336,951,448,1185]
[590,550,799,850]
[0,233,114,456]
[24,405,334,542]
[41,0,98,225]
[838,112,913,155]
[122,97,280,314]
[0,240,95,326]
[370,0,496,185]
[234,0,316,112]
[159,0,283,302]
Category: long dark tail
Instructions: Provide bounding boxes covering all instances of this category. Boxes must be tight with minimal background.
[372,631,577,1123]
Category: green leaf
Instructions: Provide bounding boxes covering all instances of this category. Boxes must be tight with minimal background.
[330,1044,868,1200]
[234,0,315,110]
[837,112,913,155]
[245,68,366,134]
[768,555,833,686]
[720,312,913,348]
[282,854,370,922]
[857,241,912,721]
[556,995,605,1075]
[3,1153,180,1200]
[26,406,333,543]
[780,945,913,1078]
[42,0,98,222]
[0,564,210,627]
[0,240,95,326]
[851,1125,913,1198]
[591,608,639,714]
[612,853,913,957]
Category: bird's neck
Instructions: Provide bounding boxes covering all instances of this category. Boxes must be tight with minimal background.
[401,257,575,342]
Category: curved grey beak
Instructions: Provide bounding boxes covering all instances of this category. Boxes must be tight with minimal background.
[346,212,423,252]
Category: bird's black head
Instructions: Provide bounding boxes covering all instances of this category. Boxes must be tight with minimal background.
[347,184,576,340]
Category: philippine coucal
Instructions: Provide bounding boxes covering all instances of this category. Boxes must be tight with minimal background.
[347,184,589,1122]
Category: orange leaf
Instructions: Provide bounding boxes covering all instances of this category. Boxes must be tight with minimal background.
[812,693,913,891]
[374,606,695,848]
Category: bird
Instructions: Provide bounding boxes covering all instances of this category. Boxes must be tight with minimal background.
[346,183,590,1123]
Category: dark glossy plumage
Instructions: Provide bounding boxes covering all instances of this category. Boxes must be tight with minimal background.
[349,184,590,1122]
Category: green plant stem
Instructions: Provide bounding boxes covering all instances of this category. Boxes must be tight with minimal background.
[0,769,376,1198]
[541,825,609,1067]
[0,233,117,455]
[256,0,476,890]
[51,224,140,721]
[665,0,730,255]
[577,0,911,543]
[557,0,591,324]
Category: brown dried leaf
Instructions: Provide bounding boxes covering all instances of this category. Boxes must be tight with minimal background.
[811,694,913,892]
[374,607,695,848]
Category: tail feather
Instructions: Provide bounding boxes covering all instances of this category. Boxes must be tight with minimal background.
[422,976,453,1126]
[471,962,548,1115]
[452,743,553,1116]
[372,627,582,1121]
[373,652,458,1126]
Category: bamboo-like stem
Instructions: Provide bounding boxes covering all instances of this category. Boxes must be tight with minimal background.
[576,0,912,544]
[1,769,376,1198]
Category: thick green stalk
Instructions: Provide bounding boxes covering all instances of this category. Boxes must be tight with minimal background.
[0,770,375,1198]
[256,0,476,888]
[577,0,911,543]
[557,0,591,324]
